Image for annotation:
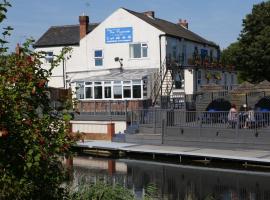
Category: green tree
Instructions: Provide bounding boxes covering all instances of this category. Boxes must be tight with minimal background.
[223,1,270,83]
[221,42,240,67]
[0,1,76,199]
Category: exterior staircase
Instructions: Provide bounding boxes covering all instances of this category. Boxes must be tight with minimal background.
[151,58,179,107]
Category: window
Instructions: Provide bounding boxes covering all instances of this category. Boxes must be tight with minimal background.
[104,81,112,99]
[142,43,148,57]
[113,86,122,99]
[143,79,148,97]
[94,82,102,99]
[76,82,84,99]
[45,51,53,63]
[123,81,131,99]
[129,43,148,58]
[175,72,184,89]
[182,45,186,65]
[224,73,227,86]
[197,70,201,85]
[133,85,141,98]
[210,49,213,62]
[94,50,103,66]
[132,80,142,99]
[123,86,131,98]
[231,74,234,84]
[113,81,122,99]
[172,45,177,60]
[85,82,93,99]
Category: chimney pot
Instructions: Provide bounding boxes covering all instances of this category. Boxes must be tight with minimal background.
[15,43,21,55]
[79,15,89,40]
[178,19,188,29]
[143,11,155,18]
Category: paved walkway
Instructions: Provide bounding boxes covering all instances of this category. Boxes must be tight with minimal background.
[76,140,270,164]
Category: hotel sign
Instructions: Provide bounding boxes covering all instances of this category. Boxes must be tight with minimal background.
[105,27,133,44]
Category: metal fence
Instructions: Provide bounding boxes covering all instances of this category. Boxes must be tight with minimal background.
[129,109,270,132]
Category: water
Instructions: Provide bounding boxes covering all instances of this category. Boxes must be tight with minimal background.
[72,156,270,200]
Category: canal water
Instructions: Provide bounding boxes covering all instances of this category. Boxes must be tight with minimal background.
[72,156,270,200]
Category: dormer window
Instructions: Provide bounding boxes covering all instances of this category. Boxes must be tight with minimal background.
[94,50,103,66]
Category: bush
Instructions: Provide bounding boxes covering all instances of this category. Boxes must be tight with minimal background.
[0,1,76,199]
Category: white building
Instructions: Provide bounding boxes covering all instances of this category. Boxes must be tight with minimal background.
[34,8,237,105]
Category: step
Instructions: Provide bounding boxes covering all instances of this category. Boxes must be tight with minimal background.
[125,133,162,145]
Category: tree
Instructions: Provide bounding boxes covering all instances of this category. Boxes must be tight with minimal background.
[0,1,76,199]
[223,1,270,83]
[220,42,240,67]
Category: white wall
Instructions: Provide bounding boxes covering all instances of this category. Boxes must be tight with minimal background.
[184,69,194,94]
[36,8,237,95]
[70,120,126,134]
[66,8,164,82]
[35,46,80,88]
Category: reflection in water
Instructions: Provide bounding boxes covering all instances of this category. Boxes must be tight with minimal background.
[72,156,270,200]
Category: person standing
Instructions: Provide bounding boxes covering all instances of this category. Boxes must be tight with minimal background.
[228,104,237,128]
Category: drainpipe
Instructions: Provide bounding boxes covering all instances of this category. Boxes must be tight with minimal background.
[159,34,167,101]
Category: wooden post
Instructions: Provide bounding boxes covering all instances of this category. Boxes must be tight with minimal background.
[125,100,128,122]
[153,108,156,134]
[107,123,115,141]
[161,118,165,144]
[108,160,116,175]
[94,100,96,115]
[109,100,112,116]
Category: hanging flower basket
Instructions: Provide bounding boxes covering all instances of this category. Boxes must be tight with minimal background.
[214,72,222,80]
[205,72,212,80]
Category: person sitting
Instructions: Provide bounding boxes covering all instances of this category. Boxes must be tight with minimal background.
[245,107,255,128]
[239,104,248,128]
[228,104,237,128]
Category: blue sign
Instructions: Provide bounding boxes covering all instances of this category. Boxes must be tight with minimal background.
[105,27,133,44]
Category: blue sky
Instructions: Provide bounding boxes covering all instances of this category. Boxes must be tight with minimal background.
[2,0,264,51]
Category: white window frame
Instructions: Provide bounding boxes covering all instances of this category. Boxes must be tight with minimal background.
[113,81,123,99]
[132,80,143,99]
[84,82,93,99]
[129,43,148,59]
[45,51,53,63]
[94,49,103,67]
[93,81,103,99]
[123,81,132,99]
[104,81,112,99]
[76,79,144,100]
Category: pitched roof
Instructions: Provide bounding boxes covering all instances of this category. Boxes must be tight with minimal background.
[34,8,218,48]
[123,8,218,48]
[34,23,99,48]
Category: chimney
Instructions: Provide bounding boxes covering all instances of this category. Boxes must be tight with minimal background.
[79,15,89,40]
[15,43,21,55]
[178,19,188,29]
[143,11,155,18]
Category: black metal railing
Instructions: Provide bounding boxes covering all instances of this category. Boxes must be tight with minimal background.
[129,109,270,132]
